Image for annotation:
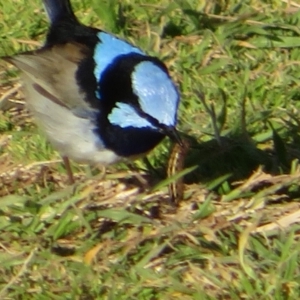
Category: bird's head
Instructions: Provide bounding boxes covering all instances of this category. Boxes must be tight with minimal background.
[94,52,180,156]
[73,32,181,157]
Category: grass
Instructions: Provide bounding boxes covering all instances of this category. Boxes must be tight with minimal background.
[1,0,300,298]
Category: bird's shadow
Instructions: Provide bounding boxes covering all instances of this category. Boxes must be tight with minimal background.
[148,128,300,196]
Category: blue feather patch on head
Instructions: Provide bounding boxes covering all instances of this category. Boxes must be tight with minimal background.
[93,32,144,98]
[108,102,155,129]
[131,61,179,127]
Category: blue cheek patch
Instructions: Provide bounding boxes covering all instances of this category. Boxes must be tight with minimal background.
[93,32,144,98]
[108,102,155,129]
[131,62,179,127]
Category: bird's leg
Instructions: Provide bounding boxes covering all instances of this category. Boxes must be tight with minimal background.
[62,156,75,184]
[96,165,106,181]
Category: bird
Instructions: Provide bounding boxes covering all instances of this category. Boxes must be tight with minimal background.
[3,0,181,184]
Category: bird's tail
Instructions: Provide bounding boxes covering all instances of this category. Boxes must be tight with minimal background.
[42,0,78,24]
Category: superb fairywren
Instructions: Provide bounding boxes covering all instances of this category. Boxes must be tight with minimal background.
[3,0,181,183]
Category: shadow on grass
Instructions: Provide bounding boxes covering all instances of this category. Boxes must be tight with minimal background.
[163,130,300,193]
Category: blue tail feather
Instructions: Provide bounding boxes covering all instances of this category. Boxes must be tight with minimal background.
[42,0,78,24]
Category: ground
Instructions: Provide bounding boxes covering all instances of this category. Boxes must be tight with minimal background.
[1,0,300,299]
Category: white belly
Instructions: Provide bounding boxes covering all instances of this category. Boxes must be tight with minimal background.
[23,77,121,166]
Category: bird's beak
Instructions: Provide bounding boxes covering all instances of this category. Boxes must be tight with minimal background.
[164,126,184,147]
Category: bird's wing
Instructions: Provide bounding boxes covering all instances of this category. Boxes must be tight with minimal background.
[3,43,95,118]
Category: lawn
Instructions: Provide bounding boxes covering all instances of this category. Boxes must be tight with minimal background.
[1,0,300,299]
